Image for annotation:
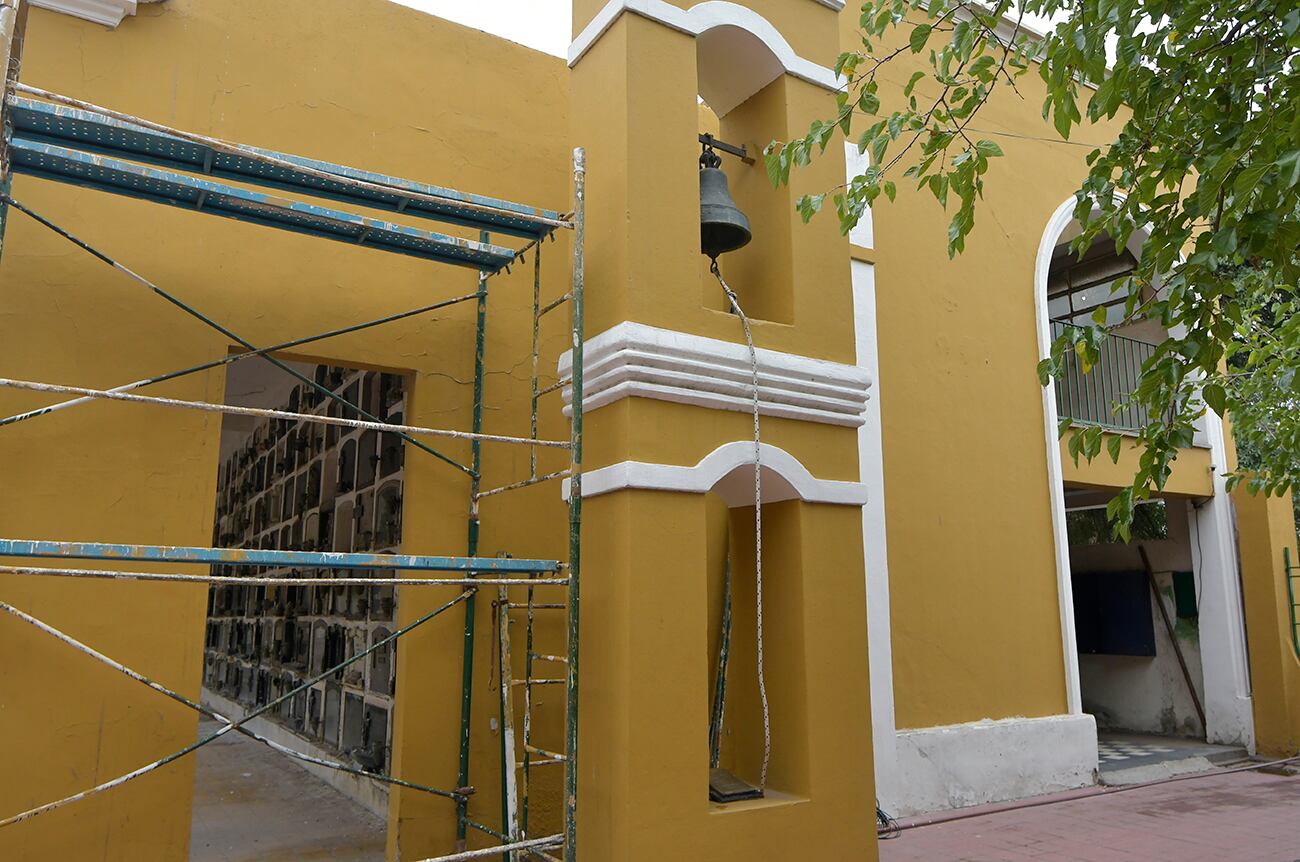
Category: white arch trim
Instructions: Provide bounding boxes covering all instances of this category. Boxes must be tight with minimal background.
[1034,197,1084,716]
[560,441,867,506]
[1035,197,1253,745]
[568,1,840,94]
[1034,196,1162,716]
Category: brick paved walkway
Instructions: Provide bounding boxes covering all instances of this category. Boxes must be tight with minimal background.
[880,771,1300,862]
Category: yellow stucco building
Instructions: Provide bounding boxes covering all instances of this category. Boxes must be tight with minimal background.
[1,1,1297,860]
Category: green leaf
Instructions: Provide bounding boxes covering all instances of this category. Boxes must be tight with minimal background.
[904,70,926,97]
[1211,226,1238,257]
[1277,151,1300,188]
[1202,383,1227,416]
[870,133,888,166]
[974,139,1003,158]
[969,55,997,80]
[909,24,932,53]
[834,51,862,79]
[796,194,826,223]
[764,146,784,189]
[1107,434,1123,464]
[1037,357,1054,386]
[1233,164,1271,199]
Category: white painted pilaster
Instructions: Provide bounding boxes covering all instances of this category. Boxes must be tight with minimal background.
[850,259,899,808]
[1192,414,1256,748]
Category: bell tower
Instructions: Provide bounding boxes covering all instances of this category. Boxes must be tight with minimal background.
[567,2,877,859]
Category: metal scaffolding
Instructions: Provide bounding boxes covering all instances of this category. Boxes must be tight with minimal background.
[0,5,585,859]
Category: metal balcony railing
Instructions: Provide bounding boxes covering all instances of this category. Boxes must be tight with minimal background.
[1052,320,1158,433]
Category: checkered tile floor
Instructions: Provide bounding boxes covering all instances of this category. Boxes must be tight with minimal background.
[1097,738,1178,763]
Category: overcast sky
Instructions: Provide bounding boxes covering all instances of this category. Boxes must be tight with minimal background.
[391,1,571,57]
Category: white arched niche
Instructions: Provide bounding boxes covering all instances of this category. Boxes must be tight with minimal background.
[562,441,867,506]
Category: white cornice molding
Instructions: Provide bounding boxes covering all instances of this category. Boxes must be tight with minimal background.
[955,2,1050,47]
[31,0,138,27]
[558,321,872,427]
[561,441,868,505]
[568,0,839,94]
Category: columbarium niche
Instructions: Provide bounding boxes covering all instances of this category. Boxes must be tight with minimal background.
[203,359,408,781]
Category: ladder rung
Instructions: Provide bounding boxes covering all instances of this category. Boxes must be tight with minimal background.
[508,603,565,610]
[524,849,564,862]
[514,678,565,686]
[538,292,572,317]
[535,377,571,397]
[529,652,568,663]
[525,743,566,761]
[516,757,564,769]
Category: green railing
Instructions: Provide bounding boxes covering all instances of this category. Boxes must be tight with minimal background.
[1285,547,1300,660]
[1052,320,1158,433]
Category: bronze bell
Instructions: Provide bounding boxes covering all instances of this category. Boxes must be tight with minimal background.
[699,147,751,260]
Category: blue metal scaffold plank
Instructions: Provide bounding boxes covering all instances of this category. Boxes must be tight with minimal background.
[0,538,562,573]
[9,97,562,239]
[8,137,518,270]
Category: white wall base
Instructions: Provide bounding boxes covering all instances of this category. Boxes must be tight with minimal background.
[888,714,1098,816]
[202,688,389,818]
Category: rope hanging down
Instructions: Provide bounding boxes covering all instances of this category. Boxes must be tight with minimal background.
[710,259,771,789]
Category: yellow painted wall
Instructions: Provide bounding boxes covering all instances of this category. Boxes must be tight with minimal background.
[1059,435,1216,498]
[833,13,1227,732]
[1234,488,1300,757]
[0,2,575,859]
[834,14,1136,729]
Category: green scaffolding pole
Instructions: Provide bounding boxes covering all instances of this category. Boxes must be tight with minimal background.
[455,231,491,850]
[563,146,586,862]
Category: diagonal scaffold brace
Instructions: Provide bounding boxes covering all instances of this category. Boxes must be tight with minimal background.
[1,193,481,477]
[0,588,475,829]
[0,600,474,802]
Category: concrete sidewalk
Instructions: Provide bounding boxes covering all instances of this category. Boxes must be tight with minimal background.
[880,770,1300,862]
[189,719,385,862]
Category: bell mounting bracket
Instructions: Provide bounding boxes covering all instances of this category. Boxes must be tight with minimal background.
[698,133,754,166]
